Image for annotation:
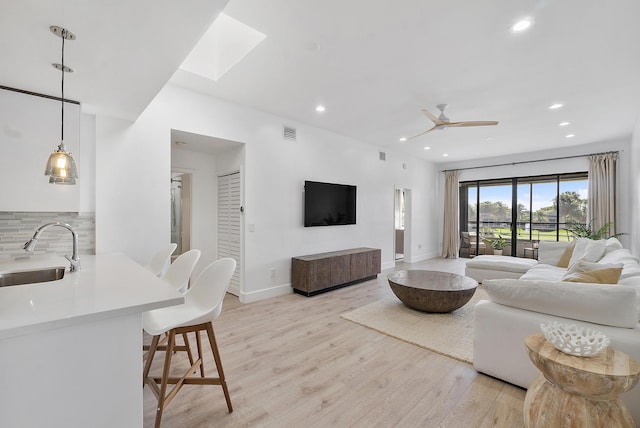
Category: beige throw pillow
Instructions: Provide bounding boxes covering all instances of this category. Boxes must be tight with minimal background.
[557,240,576,268]
[562,267,623,284]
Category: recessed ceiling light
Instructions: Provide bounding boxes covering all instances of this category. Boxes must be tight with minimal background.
[486,137,494,141]
[511,18,533,33]
[559,121,570,126]
[565,134,575,138]
[548,103,564,110]
[424,146,431,150]
[442,153,449,157]
[399,137,407,142]
[315,105,325,113]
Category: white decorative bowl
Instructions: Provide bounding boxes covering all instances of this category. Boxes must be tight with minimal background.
[540,321,610,357]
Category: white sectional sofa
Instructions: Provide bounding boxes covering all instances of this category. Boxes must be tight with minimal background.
[469,238,640,424]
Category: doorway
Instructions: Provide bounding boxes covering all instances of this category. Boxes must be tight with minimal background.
[394,188,411,262]
[171,172,191,256]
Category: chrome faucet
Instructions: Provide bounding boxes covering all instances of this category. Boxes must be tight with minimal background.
[23,222,81,272]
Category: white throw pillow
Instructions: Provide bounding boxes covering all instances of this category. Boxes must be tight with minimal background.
[604,237,624,254]
[484,278,638,328]
[598,249,640,279]
[537,241,571,266]
[566,260,624,274]
[568,238,606,267]
[599,248,640,267]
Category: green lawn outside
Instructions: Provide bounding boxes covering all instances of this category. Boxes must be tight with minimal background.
[484,227,572,242]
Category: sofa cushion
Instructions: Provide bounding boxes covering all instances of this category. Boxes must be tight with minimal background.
[519,264,566,281]
[465,255,538,273]
[568,238,606,267]
[562,267,623,284]
[484,278,638,328]
[618,276,640,321]
[537,241,572,266]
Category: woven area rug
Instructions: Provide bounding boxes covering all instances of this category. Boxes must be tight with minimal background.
[341,288,488,364]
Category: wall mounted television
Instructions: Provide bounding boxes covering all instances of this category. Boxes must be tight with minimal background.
[304,180,356,227]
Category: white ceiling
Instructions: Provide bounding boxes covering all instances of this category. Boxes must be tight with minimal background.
[170,0,640,163]
[3,1,640,163]
[0,0,228,121]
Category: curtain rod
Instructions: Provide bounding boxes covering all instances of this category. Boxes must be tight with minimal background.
[441,150,619,173]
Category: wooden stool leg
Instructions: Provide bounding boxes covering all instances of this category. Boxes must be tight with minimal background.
[195,330,205,377]
[205,322,232,412]
[143,335,160,386]
[155,330,176,428]
[182,332,195,366]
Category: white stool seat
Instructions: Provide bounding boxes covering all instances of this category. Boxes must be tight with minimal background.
[145,243,177,277]
[161,249,201,293]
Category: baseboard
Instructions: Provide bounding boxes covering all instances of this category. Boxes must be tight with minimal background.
[406,251,440,264]
[239,283,292,303]
[381,261,395,271]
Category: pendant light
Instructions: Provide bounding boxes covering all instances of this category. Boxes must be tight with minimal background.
[44,25,78,185]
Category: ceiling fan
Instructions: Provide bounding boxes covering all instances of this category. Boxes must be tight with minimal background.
[409,104,498,140]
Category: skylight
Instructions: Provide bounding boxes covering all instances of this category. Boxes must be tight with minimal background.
[180,13,266,81]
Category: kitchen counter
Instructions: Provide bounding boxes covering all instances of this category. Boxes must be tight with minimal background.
[0,253,184,428]
[0,253,183,339]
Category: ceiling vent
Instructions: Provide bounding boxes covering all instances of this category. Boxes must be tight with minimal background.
[283,125,297,141]
[379,151,386,161]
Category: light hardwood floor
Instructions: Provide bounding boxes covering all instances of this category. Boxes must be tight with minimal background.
[143,257,526,427]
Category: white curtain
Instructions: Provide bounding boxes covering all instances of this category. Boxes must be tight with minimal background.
[588,152,617,234]
[442,170,460,258]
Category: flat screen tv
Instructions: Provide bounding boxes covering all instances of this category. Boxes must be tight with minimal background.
[304,180,356,227]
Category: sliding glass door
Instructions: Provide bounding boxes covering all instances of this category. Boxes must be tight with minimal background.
[460,173,588,258]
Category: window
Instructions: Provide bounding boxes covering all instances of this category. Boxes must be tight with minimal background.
[460,172,588,257]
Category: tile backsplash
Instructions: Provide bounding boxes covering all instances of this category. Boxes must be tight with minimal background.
[0,212,95,262]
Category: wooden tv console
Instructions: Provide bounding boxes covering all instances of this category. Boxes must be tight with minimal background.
[291,247,381,296]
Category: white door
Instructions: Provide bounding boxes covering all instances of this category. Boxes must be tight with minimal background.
[218,171,242,295]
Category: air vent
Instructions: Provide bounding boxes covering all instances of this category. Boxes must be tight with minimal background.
[379,151,386,161]
[283,125,297,141]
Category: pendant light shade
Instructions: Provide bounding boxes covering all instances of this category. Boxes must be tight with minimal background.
[44,142,78,184]
[46,26,78,185]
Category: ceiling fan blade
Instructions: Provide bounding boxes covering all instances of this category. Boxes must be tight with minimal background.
[408,125,438,140]
[447,121,499,128]
[421,109,444,125]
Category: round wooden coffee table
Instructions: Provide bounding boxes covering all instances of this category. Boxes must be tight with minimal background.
[387,270,478,313]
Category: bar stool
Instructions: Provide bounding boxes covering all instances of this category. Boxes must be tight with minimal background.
[145,249,201,369]
[161,249,201,293]
[143,258,236,428]
[145,243,178,277]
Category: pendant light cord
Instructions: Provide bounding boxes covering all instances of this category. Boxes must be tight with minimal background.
[60,29,65,144]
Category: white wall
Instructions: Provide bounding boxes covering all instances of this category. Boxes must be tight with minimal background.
[95,84,439,302]
[438,138,634,252]
[631,119,640,256]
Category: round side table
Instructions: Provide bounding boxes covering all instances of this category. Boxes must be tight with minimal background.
[524,333,640,427]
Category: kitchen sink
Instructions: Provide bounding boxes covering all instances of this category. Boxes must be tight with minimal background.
[0,267,66,287]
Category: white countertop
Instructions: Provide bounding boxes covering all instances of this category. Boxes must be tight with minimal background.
[0,253,184,340]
